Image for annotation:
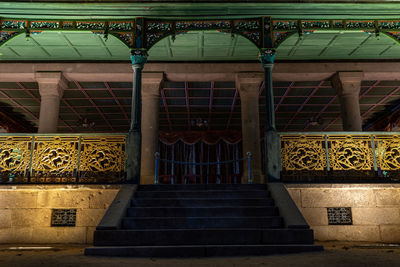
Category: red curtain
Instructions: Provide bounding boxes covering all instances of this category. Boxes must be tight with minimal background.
[159,130,242,145]
[158,131,243,184]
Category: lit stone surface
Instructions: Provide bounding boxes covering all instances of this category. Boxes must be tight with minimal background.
[380,225,400,243]
[0,185,119,244]
[286,184,400,242]
[375,189,400,206]
[313,225,381,242]
[11,209,51,227]
[352,208,400,225]
[37,190,91,209]
[300,189,376,208]
[0,191,38,209]
[0,209,11,229]
[76,209,107,227]
[300,208,328,226]
[31,227,87,243]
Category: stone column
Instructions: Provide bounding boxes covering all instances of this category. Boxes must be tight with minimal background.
[35,72,67,133]
[126,49,147,183]
[140,72,163,184]
[260,49,281,181]
[236,72,264,184]
[332,72,364,131]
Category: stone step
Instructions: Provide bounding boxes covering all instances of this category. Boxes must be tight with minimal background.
[127,206,279,217]
[134,190,270,198]
[94,228,315,246]
[138,184,267,191]
[131,198,274,207]
[121,216,283,229]
[85,244,323,257]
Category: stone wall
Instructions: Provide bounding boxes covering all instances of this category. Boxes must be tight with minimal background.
[286,184,400,243]
[0,185,120,244]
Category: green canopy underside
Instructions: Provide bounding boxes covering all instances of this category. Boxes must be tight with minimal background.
[0,30,399,61]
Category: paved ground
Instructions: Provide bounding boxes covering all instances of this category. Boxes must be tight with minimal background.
[0,242,399,267]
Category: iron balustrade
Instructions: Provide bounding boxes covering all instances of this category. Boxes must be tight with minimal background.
[1,132,400,184]
[0,133,127,184]
[279,132,400,182]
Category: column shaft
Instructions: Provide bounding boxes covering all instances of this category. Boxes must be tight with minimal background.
[35,72,66,133]
[236,73,263,184]
[332,72,364,131]
[260,50,281,181]
[140,73,163,184]
[126,50,147,183]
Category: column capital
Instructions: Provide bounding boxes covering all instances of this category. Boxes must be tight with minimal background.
[259,49,276,66]
[35,71,67,98]
[332,71,364,95]
[236,72,263,96]
[142,72,164,84]
[131,49,148,68]
[235,72,263,84]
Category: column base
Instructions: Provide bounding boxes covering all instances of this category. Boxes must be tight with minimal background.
[265,130,281,181]
[140,175,156,185]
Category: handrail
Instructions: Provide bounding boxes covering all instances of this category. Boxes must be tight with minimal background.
[0,133,127,184]
[279,132,400,180]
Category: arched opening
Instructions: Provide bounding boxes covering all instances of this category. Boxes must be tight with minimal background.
[148,31,259,61]
[0,31,130,61]
[276,30,400,60]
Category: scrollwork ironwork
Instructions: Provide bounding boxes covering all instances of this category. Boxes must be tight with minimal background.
[0,136,32,181]
[280,135,326,171]
[328,135,373,170]
[31,136,79,178]
[79,136,126,182]
[234,20,260,31]
[1,20,26,29]
[0,31,19,45]
[374,135,400,170]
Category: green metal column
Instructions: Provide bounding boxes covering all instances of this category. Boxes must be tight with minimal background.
[260,49,281,181]
[126,49,147,183]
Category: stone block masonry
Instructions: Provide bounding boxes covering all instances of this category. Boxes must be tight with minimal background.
[286,184,400,243]
[0,185,119,244]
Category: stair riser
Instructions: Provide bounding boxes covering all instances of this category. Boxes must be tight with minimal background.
[134,191,270,198]
[85,245,323,257]
[122,217,283,229]
[94,229,314,246]
[127,207,279,217]
[139,184,267,191]
[132,199,274,207]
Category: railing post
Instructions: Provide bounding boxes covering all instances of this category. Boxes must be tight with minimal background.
[324,134,330,174]
[371,134,378,175]
[75,135,82,183]
[28,135,35,182]
[247,151,252,184]
[154,152,159,184]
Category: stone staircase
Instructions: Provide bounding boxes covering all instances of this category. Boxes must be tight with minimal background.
[85,184,322,257]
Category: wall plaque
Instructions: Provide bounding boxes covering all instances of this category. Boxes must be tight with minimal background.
[327,207,352,225]
[51,209,77,227]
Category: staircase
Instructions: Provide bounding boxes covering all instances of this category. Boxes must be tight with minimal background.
[85,184,323,257]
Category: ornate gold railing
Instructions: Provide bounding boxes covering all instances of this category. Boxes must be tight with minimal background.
[280,132,400,181]
[0,133,126,183]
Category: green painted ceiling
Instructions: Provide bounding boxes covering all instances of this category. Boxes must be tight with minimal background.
[0,31,130,60]
[277,31,400,60]
[1,30,400,61]
[1,2,400,19]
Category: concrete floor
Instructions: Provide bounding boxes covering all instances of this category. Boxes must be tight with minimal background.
[0,242,399,267]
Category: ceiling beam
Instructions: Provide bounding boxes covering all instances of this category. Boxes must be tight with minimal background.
[1,62,400,82]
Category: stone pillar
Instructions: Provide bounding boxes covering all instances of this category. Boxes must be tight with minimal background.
[140,73,163,184]
[126,49,147,183]
[260,49,281,181]
[35,72,67,133]
[236,72,264,184]
[332,72,364,131]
